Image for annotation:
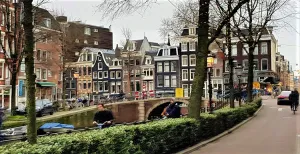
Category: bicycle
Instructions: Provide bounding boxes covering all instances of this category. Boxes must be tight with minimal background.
[291,101,297,115]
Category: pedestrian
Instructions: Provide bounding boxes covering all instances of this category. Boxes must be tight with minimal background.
[161,98,181,118]
[289,89,299,111]
[0,108,5,129]
[93,104,114,128]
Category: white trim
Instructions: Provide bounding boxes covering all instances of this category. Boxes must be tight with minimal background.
[190,69,195,81]
[182,69,188,81]
[189,54,196,66]
[181,55,188,66]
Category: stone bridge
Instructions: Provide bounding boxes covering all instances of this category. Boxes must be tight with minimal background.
[104,97,211,123]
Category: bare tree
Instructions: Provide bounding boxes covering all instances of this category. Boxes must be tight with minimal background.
[98,0,250,119]
[230,0,289,102]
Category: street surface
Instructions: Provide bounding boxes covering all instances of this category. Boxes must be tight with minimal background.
[190,96,299,154]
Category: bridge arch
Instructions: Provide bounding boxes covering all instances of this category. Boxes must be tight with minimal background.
[146,98,189,120]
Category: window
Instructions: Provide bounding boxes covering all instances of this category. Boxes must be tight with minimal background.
[84,40,88,44]
[145,58,151,65]
[94,41,98,45]
[71,81,76,88]
[116,71,121,79]
[104,81,109,91]
[215,69,221,77]
[36,68,41,79]
[98,62,103,70]
[103,71,108,78]
[164,76,170,87]
[189,28,196,35]
[93,81,98,92]
[94,29,98,32]
[83,67,87,76]
[88,82,91,89]
[253,59,259,70]
[190,69,195,80]
[181,42,187,51]
[183,84,189,97]
[48,70,52,77]
[261,59,268,70]
[157,75,163,87]
[164,62,169,72]
[261,43,268,55]
[110,71,115,78]
[42,51,47,61]
[182,69,188,80]
[42,69,47,79]
[93,72,97,79]
[232,45,237,56]
[111,82,116,93]
[1,13,4,26]
[243,60,248,71]
[171,61,177,72]
[157,62,163,72]
[135,81,140,91]
[87,54,92,61]
[84,27,91,35]
[182,55,188,66]
[189,54,196,66]
[0,63,3,79]
[98,71,102,79]
[243,44,248,55]
[189,41,195,51]
[98,81,103,91]
[43,18,51,28]
[170,48,177,55]
[36,50,41,61]
[254,45,258,55]
[171,75,177,87]
[75,39,79,43]
[20,58,25,72]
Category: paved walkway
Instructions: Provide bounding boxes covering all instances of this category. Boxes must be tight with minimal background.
[190,98,298,154]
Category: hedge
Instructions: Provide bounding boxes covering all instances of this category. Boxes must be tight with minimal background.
[0,98,262,154]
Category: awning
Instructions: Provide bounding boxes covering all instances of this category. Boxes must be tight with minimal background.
[36,82,56,87]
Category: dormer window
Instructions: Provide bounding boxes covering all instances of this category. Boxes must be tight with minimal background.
[189,28,196,35]
[43,18,51,28]
[84,27,91,35]
[145,58,151,65]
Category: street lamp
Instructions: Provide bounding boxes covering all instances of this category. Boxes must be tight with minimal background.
[207,54,214,113]
[235,64,243,107]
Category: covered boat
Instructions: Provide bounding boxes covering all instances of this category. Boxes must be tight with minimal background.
[39,123,74,133]
[0,126,27,141]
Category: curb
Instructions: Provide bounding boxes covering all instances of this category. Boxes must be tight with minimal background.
[177,104,264,154]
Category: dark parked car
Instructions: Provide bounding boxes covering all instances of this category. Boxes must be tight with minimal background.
[17,99,55,117]
[277,91,292,105]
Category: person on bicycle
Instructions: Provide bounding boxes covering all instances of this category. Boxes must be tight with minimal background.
[161,98,181,118]
[289,89,299,111]
[93,104,114,128]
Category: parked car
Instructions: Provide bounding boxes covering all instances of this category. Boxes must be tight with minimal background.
[277,91,292,105]
[17,99,55,117]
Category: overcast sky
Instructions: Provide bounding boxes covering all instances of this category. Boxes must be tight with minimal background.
[41,0,300,70]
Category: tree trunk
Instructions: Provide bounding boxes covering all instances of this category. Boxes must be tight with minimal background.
[23,0,36,144]
[188,0,210,119]
[226,0,234,108]
[10,69,17,115]
[247,44,254,103]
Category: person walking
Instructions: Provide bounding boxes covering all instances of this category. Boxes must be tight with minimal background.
[289,89,299,111]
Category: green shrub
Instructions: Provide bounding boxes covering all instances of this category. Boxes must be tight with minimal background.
[0,98,262,154]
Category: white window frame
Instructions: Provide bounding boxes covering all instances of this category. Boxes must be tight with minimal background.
[0,62,4,80]
[157,62,163,72]
[243,60,248,71]
[98,81,103,92]
[157,75,163,87]
[116,71,122,79]
[43,18,51,28]
[98,62,103,70]
[261,42,268,55]
[145,58,151,65]
[171,61,176,72]
[164,62,169,72]
[181,42,187,51]
[181,55,188,66]
[98,71,103,79]
[47,70,52,77]
[110,71,115,79]
[94,29,98,32]
[232,45,237,56]
[190,69,195,81]
[94,41,98,45]
[215,68,221,77]
[182,69,188,81]
[84,27,91,35]
[254,45,258,55]
[171,75,177,87]
[189,28,196,35]
[182,84,189,97]
[84,40,88,44]
[103,71,108,78]
[189,41,195,51]
[93,71,98,79]
[42,69,47,80]
[189,54,196,66]
[261,58,268,70]
[164,75,170,87]
[253,59,259,70]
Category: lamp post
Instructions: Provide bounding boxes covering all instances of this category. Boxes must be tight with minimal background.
[207,54,214,113]
[235,64,243,107]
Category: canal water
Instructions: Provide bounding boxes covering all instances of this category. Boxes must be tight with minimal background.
[38,109,98,129]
